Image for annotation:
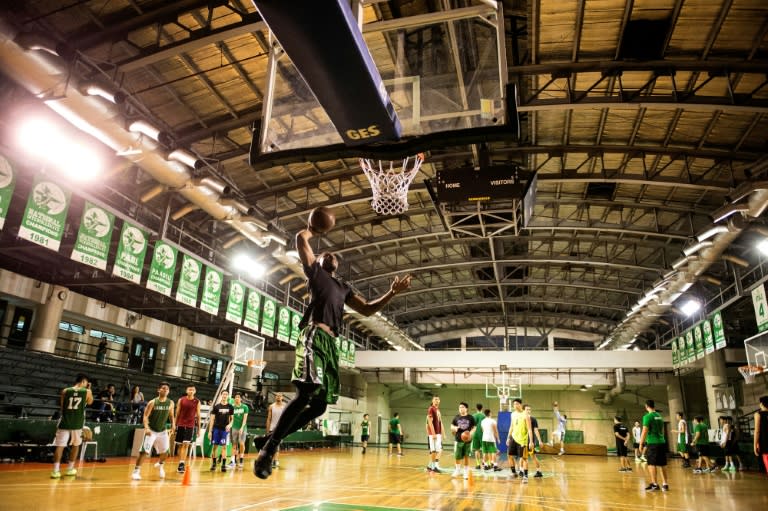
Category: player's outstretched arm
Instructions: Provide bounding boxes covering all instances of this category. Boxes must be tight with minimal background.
[296,229,316,267]
[347,274,412,316]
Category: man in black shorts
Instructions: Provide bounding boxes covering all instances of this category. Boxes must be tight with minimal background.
[639,400,668,491]
[613,416,631,472]
[252,223,411,479]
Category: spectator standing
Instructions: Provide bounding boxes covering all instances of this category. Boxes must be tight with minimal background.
[95,340,107,364]
[50,374,93,478]
[266,393,286,468]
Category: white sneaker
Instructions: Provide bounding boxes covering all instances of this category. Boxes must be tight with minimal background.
[228,460,236,468]
[158,465,165,479]
[153,462,162,468]
[451,468,461,478]
[132,470,141,481]
[522,475,528,483]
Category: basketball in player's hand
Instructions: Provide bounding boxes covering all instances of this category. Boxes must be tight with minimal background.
[461,431,471,442]
[308,206,336,234]
[82,425,93,441]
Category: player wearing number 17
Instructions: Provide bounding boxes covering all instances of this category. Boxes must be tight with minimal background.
[51,373,93,478]
[253,208,412,479]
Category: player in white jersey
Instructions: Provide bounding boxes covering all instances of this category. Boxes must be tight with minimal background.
[552,402,567,455]
[266,393,286,468]
[480,408,502,471]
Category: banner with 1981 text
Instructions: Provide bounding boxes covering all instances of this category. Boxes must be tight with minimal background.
[19,175,71,251]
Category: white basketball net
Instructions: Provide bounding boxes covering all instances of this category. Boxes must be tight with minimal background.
[359,154,424,215]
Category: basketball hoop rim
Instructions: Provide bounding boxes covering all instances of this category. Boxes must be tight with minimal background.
[738,364,763,383]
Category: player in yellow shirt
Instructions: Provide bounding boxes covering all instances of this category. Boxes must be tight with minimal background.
[506,398,534,483]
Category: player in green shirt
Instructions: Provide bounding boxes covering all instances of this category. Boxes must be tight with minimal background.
[388,412,403,456]
[691,415,713,473]
[471,403,486,469]
[229,393,249,469]
[132,382,175,480]
[51,374,93,479]
[360,413,371,454]
[639,399,668,491]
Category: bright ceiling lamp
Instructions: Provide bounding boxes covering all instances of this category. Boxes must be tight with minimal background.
[680,298,701,317]
[17,117,102,181]
[757,239,768,256]
[232,253,265,279]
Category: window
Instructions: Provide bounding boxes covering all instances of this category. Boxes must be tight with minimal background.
[90,329,127,345]
[59,321,85,335]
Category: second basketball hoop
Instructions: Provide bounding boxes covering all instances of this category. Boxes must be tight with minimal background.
[360,153,425,215]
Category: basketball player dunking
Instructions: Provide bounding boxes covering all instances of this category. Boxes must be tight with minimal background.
[252,222,411,479]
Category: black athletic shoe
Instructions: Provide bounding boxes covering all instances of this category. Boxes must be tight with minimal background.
[209,462,217,472]
[221,464,227,473]
[645,483,660,491]
[533,471,543,478]
[253,450,274,480]
[177,464,185,474]
[362,447,366,454]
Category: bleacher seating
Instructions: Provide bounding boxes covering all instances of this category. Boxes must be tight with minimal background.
[0,345,266,430]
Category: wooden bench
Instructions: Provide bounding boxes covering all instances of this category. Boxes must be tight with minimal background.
[538,444,607,456]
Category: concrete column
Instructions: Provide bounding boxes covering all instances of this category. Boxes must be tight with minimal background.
[28,285,68,353]
[666,374,684,420]
[460,336,466,351]
[547,333,555,351]
[703,350,728,426]
[0,302,15,347]
[164,327,187,377]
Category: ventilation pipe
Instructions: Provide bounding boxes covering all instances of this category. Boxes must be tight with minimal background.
[0,21,283,248]
[595,368,625,405]
[605,182,768,349]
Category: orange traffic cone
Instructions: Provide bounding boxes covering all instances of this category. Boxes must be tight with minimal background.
[467,467,474,484]
[181,466,191,486]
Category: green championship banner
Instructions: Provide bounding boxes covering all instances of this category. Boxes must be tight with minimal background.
[711,311,726,350]
[146,240,177,297]
[112,221,149,283]
[244,288,262,331]
[289,310,301,346]
[260,296,277,337]
[71,201,114,270]
[702,319,715,354]
[348,341,356,367]
[339,338,349,367]
[672,338,679,368]
[200,265,223,315]
[693,324,704,360]
[19,175,71,251]
[685,331,694,364]
[276,305,291,343]
[225,281,246,324]
[176,254,202,307]
[0,154,17,230]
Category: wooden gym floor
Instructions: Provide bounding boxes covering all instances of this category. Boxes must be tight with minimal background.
[0,446,765,511]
